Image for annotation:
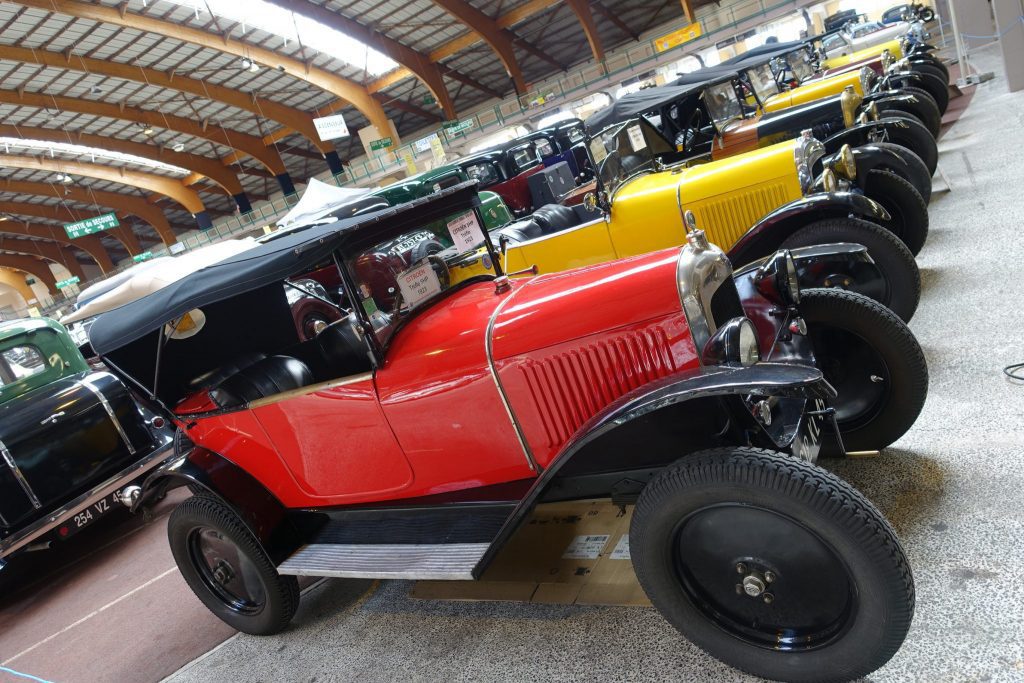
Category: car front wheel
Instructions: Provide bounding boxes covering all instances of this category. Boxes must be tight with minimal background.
[799,288,928,452]
[168,494,300,635]
[869,141,932,203]
[862,169,929,255]
[630,447,915,683]
[781,217,921,322]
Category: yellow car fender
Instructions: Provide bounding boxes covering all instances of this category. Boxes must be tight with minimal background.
[763,71,863,112]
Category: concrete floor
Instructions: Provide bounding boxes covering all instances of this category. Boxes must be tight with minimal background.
[163,45,1024,683]
[3,45,1021,683]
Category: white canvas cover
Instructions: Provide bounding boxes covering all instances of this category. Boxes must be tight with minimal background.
[277,178,373,229]
[62,239,256,324]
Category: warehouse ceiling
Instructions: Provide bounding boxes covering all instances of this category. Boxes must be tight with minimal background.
[0,0,708,277]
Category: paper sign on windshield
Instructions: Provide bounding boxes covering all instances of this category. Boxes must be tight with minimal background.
[627,125,647,152]
[589,138,608,164]
[397,262,442,308]
[446,212,485,251]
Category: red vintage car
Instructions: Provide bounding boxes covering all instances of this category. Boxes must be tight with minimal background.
[88,184,916,682]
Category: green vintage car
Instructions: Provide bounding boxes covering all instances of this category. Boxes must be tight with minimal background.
[372,165,513,230]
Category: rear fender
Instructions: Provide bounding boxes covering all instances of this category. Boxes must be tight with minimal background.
[476,364,836,570]
[726,192,890,266]
[136,446,305,564]
[864,91,928,120]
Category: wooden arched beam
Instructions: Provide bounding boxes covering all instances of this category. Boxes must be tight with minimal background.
[0,155,204,217]
[566,0,605,62]
[0,125,244,198]
[0,45,331,155]
[0,254,56,293]
[0,212,113,272]
[263,0,455,119]
[0,90,287,176]
[0,237,86,280]
[8,0,391,138]
[430,0,527,93]
[0,180,175,253]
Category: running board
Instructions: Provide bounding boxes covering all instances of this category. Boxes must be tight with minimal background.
[277,542,489,580]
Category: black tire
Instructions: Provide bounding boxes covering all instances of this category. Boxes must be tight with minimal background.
[168,494,300,635]
[631,447,915,683]
[899,86,942,135]
[782,217,921,322]
[878,115,938,174]
[862,169,929,255]
[912,56,949,82]
[906,70,949,115]
[870,141,933,204]
[799,289,928,452]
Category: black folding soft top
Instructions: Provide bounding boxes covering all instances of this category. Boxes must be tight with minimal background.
[720,39,810,66]
[89,182,481,356]
[584,73,737,131]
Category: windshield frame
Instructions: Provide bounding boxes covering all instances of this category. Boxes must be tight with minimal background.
[785,49,817,83]
[741,62,781,103]
[336,200,504,363]
[702,79,747,130]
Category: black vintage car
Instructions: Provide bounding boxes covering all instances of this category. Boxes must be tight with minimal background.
[0,318,173,566]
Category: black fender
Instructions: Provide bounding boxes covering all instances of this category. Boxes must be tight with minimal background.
[879,70,935,92]
[136,446,306,564]
[835,143,911,188]
[476,363,836,571]
[822,118,920,154]
[865,90,936,127]
[726,192,890,266]
[908,43,938,55]
[734,244,885,357]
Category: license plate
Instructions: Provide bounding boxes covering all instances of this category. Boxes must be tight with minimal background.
[791,398,827,463]
[57,490,123,540]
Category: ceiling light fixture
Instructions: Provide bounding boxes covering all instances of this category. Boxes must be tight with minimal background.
[173,143,185,152]
[241,57,259,73]
[142,125,154,136]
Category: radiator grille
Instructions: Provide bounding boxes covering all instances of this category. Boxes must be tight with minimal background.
[689,182,791,249]
[520,327,678,447]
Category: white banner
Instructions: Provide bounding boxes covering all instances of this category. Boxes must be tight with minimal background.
[313,113,350,141]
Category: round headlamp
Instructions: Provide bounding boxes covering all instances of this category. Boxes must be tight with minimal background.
[832,144,857,180]
[859,66,877,94]
[754,250,801,306]
[821,167,838,192]
[702,317,761,367]
[840,85,863,128]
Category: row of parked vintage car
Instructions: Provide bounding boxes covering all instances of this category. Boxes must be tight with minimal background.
[1,22,946,683]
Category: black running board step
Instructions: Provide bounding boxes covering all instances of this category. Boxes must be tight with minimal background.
[277,542,489,579]
[305,502,517,545]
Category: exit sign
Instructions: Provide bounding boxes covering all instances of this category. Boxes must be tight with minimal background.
[55,276,81,289]
[64,212,119,239]
[369,137,393,151]
[132,251,154,263]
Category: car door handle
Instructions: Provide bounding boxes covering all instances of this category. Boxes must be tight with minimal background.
[40,411,65,426]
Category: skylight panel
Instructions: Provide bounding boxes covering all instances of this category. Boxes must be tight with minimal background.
[0,137,189,175]
[157,0,399,76]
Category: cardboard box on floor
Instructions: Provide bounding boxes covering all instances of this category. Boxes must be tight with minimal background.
[411,500,651,607]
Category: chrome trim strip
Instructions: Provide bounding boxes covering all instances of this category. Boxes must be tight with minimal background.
[485,284,539,472]
[246,372,374,409]
[0,437,174,559]
[0,437,41,509]
[80,373,136,455]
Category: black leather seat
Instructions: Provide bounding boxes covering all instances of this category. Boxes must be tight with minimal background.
[210,355,314,408]
[188,352,266,391]
[316,320,371,377]
[532,204,581,234]
[493,218,544,244]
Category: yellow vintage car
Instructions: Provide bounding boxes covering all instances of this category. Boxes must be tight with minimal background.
[455,119,919,322]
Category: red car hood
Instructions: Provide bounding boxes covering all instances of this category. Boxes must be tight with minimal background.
[490,248,689,360]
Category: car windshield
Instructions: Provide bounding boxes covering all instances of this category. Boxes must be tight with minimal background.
[463,161,502,187]
[590,119,674,196]
[786,50,816,82]
[345,209,497,348]
[745,63,780,102]
[822,34,846,52]
[850,22,882,37]
[509,145,540,173]
[704,81,744,128]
